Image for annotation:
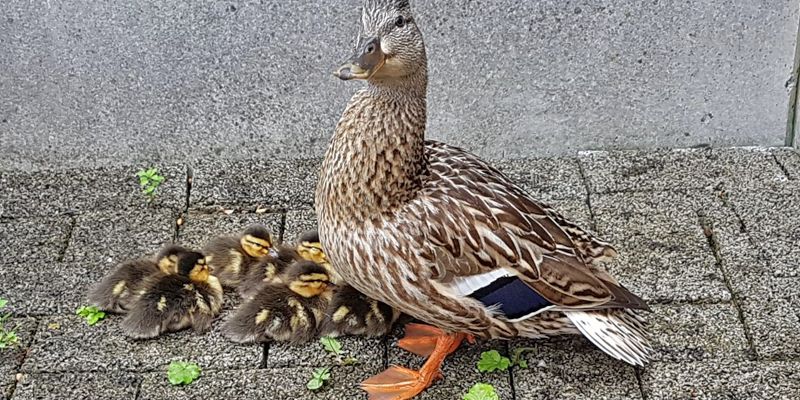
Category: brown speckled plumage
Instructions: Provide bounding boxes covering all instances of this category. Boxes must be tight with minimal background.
[315,0,651,366]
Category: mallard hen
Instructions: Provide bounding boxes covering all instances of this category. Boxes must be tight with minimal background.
[315,1,651,398]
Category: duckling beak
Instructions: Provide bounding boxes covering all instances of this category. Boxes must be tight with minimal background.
[334,37,385,81]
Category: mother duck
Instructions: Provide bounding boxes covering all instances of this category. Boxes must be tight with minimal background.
[315,1,651,398]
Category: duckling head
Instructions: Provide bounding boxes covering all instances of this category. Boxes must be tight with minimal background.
[177,251,211,284]
[155,244,190,274]
[334,0,426,83]
[286,261,334,298]
[240,224,274,258]
[295,229,327,264]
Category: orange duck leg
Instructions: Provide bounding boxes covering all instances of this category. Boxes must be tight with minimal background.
[360,323,472,400]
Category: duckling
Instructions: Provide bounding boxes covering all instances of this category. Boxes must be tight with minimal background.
[223,260,334,344]
[88,244,189,313]
[320,284,400,338]
[237,246,300,299]
[295,229,340,283]
[203,224,275,287]
[121,251,223,339]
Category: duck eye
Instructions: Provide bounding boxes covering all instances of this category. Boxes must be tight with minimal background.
[395,16,405,28]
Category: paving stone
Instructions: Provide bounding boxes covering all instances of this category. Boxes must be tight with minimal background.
[138,366,380,400]
[0,164,185,218]
[179,210,284,249]
[190,159,320,210]
[707,147,790,188]
[284,209,318,242]
[727,183,800,284]
[773,148,800,179]
[511,337,641,400]
[387,328,513,400]
[0,318,37,397]
[592,191,731,302]
[642,360,800,400]
[0,263,99,315]
[580,148,787,194]
[11,372,139,400]
[22,314,261,373]
[580,148,715,193]
[268,336,384,370]
[741,296,800,360]
[62,209,177,273]
[0,217,71,265]
[493,156,587,201]
[648,304,749,362]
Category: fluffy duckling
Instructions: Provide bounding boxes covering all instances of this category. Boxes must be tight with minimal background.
[237,246,300,299]
[121,251,223,339]
[88,244,189,313]
[203,224,275,287]
[223,260,334,344]
[320,284,400,338]
[295,229,340,283]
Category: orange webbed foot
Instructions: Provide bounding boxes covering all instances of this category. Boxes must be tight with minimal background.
[361,324,470,399]
[360,365,439,400]
[397,323,447,357]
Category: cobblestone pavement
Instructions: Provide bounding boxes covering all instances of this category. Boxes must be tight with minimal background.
[1,147,798,399]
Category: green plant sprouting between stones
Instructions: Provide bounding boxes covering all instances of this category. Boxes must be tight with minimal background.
[168,361,202,385]
[477,350,511,373]
[136,167,165,202]
[306,367,331,391]
[463,383,500,400]
[0,298,19,349]
[76,305,106,326]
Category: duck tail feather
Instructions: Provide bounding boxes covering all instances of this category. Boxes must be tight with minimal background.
[564,309,652,366]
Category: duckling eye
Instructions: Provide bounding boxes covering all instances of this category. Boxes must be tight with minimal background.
[395,16,406,28]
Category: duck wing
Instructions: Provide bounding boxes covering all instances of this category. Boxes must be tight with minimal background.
[414,141,646,312]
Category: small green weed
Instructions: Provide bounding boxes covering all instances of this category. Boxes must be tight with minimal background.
[0,298,19,349]
[136,167,165,202]
[306,367,331,391]
[76,306,106,326]
[167,361,201,385]
[463,383,500,400]
[477,350,511,373]
[320,336,343,355]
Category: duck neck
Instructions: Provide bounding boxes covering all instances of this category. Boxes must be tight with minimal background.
[318,68,428,218]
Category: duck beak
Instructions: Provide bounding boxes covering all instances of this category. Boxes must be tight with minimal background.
[334,37,385,81]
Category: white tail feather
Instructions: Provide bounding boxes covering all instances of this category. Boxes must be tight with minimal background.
[565,309,652,366]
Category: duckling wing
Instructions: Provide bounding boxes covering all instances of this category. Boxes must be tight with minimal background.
[412,142,646,312]
[120,275,196,339]
[88,259,160,313]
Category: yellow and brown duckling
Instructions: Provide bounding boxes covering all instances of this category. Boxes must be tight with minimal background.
[223,260,334,344]
[121,251,223,339]
[319,284,400,338]
[237,228,337,298]
[295,229,339,283]
[88,244,189,313]
[203,224,275,287]
[237,246,300,299]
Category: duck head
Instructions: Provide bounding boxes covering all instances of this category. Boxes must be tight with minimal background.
[334,0,427,82]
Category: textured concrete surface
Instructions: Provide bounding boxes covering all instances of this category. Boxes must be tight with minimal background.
[11,372,140,400]
[22,314,261,373]
[190,159,319,211]
[179,210,284,248]
[1,147,799,399]
[641,360,800,400]
[591,190,731,302]
[1,1,798,171]
[510,338,641,400]
[0,165,186,218]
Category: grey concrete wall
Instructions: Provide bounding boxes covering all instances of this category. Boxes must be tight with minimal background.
[0,0,798,169]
